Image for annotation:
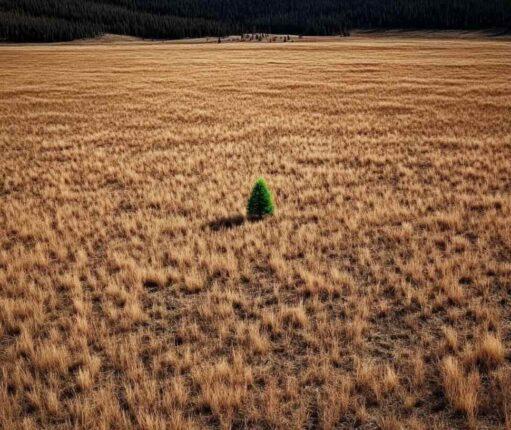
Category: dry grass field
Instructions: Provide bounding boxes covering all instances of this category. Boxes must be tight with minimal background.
[1,37,510,429]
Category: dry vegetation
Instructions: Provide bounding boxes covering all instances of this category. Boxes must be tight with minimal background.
[0,37,510,429]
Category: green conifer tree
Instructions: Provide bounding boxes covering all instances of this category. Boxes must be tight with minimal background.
[247,178,275,220]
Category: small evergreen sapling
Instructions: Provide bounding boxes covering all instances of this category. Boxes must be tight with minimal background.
[247,178,275,220]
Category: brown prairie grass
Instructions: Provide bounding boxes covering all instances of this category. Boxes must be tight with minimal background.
[0,37,510,429]
[441,356,480,421]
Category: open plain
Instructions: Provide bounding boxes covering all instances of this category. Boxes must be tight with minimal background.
[0,37,510,429]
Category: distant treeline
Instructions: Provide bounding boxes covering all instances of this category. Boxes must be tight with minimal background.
[1,0,510,42]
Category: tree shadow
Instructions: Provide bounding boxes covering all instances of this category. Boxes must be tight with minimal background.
[206,214,245,232]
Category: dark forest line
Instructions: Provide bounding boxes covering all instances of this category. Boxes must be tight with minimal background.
[1,0,510,42]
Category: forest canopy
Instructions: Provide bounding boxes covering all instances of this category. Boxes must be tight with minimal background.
[1,0,510,42]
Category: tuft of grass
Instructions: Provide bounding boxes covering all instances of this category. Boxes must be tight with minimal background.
[247,178,275,220]
[441,356,480,420]
[466,333,507,369]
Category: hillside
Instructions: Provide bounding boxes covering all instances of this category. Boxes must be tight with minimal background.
[1,0,510,42]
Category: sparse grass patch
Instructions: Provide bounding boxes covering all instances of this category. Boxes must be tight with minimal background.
[192,353,253,426]
[466,333,506,369]
[441,356,480,420]
[280,304,308,328]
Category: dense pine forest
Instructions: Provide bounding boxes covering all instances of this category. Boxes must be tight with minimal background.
[1,0,510,42]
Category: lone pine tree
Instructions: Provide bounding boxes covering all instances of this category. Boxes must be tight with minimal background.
[247,178,275,220]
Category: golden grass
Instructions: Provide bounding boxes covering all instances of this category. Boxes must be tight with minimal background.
[0,37,510,429]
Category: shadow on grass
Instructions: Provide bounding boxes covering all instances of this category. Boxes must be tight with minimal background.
[207,214,245,231]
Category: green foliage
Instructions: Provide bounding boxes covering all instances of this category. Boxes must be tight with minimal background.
[247,178,275,220]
